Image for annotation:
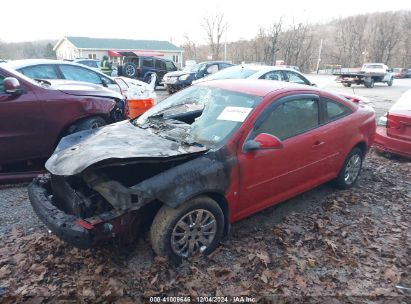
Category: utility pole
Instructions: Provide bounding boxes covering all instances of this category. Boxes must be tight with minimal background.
[224,26,228,61]
[315,39,323,74]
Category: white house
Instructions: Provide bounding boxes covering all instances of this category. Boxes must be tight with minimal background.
[54,36,184,67]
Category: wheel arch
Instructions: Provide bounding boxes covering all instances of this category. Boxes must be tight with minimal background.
[54,114,109,147]
[353,141,367,156]
[203,192,231,236]
[153,190,231,237]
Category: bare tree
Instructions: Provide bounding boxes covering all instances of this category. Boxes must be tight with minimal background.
[368,12,402,64]
[201,12,227,60]
[400,11,411,66]
[181,34,198,61]
[279,21,314,71]
[333,15,368,67]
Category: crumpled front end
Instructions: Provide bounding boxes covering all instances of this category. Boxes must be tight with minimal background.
[28,174,141,248]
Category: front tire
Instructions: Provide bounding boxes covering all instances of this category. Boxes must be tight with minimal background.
[365,79,374,88]
[335,147,363,189]
[70,117,106,134]
[150,196,224,263]
[387,77,393,86]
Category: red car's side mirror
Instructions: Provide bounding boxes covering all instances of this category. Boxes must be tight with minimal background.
[4,77,23,96]
[243,133,283,151]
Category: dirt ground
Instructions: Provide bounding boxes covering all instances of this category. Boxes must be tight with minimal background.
[0,150,410,303]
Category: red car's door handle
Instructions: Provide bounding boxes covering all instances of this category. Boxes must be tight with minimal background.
[312,141,325,148]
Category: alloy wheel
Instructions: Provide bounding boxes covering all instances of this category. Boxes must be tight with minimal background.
[344,154,361,185]
[171,209,217,257]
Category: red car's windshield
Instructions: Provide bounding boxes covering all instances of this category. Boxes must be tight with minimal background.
[137,85,262,148]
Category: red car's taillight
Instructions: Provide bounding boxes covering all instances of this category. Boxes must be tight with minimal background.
[387,114,402,129]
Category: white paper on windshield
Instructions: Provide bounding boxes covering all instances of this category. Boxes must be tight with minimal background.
[217,107,253,122]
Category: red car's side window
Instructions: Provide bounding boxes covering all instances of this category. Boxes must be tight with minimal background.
[255,98,319,140]
[321,98,353,124]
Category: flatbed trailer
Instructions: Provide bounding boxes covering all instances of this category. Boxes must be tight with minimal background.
[334,71,393,88]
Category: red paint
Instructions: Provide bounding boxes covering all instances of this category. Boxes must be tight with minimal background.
[373,92,411,158]
[254,133,283,149]
[75,219,94,230]
[0,66,121,167]
[219,83,376,223]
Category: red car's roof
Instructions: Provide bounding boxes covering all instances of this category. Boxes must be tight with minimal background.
[197,79,315,97]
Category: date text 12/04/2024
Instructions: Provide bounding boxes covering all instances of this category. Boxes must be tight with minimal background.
[149,296,257,303]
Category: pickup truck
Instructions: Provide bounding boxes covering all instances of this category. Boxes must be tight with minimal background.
[334,63,394,88]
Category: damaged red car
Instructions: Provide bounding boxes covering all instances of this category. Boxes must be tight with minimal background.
[29,79,376,262]
[374,90,411,158]
[0,65,125,179]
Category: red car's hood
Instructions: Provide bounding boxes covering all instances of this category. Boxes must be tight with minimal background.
[45,121,208,176]
[47,80,122,99]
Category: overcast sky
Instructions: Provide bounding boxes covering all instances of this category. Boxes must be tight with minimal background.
[2,0,409,45]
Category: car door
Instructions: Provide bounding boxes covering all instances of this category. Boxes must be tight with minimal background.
[0,74,45,164]
[315,96,355,175]
[283,70,311,85]
[236,94,329,219]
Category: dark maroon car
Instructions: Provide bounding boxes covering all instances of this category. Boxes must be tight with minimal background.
[0,65,125,180]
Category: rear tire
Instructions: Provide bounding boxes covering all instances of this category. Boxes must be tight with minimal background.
[150,196,224,264]
[334,147,363,189]
[387,77,393,86]
[123,62,138,78]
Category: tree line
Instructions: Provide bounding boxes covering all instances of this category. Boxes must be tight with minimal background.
[183,11,411,72]
[0,40,56,60]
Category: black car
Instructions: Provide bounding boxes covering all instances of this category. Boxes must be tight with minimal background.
[162,61,233,93]
[118,54,178,85]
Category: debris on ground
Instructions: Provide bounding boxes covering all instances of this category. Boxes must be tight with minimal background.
[0,150,410,302]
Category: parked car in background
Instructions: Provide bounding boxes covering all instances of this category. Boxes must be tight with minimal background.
[118,55,177,85]
[29,79,375,262]
[162,61,233,93]
[374,90,411,158]
[73,58,118,77]
[194,65,315,86]
[393,68,405,78]
[5,59,122,94]
[0,64,125,172]
[73,58,101,71]
[393,68,410,79]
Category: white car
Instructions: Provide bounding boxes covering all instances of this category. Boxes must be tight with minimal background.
[193,64,315,86]
[4,59,122,94]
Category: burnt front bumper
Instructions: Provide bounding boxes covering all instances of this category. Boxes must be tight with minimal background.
[28,175,140,248]
[28,176,96,248]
